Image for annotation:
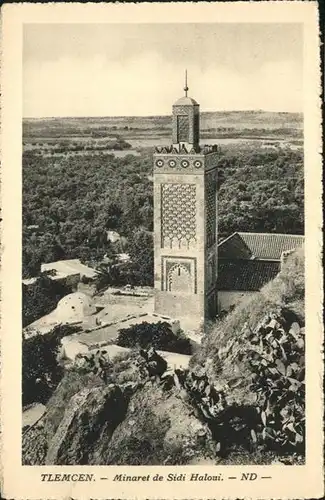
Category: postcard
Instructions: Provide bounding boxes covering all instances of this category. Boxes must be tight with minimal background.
[1,1,323,499]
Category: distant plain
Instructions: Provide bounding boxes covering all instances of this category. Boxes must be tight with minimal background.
[23,110,303,157]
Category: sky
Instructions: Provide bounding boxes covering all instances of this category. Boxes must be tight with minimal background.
[23,23,303,117]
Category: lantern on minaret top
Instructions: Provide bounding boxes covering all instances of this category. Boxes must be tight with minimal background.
[172,70,200,152]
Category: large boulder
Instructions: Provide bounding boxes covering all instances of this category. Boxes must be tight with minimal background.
[45,384,127,465]
[100,383,214,465]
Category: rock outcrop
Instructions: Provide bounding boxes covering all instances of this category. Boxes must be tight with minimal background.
[23,377,214,465]
[93,383,214,465]
[44,384,127,465]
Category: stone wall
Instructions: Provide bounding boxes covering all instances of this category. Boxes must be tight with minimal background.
[217,290,257,312]
[154,290,205,330]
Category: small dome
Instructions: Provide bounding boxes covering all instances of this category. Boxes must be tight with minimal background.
[56,292,96,321]
[173,96,199,106]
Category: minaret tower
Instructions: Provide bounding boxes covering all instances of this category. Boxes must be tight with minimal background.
[153,73,219,329]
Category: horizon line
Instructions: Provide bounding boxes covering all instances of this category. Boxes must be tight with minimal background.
[23,108,303,120]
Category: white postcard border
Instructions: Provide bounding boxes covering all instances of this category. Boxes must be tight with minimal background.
[1,2,323,499]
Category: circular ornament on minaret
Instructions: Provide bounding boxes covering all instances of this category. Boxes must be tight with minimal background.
[181,160,189,168]
[168,159,176,168]
[194,160,202,168]
[155,159,164,168]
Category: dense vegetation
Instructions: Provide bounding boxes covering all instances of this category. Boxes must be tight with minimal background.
[216,145,304,236]
[117,321,192,355]
[22,324,81,406]
[23,137,132,155]
[23,150,153,279]
[23,141,303,284]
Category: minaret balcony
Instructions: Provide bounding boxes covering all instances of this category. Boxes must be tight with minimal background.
[153,145,219,173]
[154,143,218,155]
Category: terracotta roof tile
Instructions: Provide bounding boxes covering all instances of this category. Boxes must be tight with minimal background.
[219,232,304,261]
[238,232,304,260]
[217,260,280,291]
[218,233,252,260]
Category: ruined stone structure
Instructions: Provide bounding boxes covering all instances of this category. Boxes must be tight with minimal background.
[153,74,219,328]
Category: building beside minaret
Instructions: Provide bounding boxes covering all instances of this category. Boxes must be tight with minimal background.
[153,74,219,329]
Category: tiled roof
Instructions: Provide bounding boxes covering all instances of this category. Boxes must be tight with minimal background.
[218,233,253,260]
[219,232,304,261]
[217,260,280,291]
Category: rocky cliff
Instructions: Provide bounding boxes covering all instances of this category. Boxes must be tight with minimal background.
[22,249,305,466]
[23,375,214,465]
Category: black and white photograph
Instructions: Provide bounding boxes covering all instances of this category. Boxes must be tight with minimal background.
[20,20,307,467]
[0,2,323,499]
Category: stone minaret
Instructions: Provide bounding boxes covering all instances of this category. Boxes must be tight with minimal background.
[153,73,219,329]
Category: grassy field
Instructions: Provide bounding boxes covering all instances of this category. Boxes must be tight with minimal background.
[23,110,303,157]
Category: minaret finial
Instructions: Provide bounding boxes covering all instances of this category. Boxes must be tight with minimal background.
[184,69,189,97]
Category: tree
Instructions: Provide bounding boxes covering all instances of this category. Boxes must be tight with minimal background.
[22,140,303,282]
[22,273,72,327]
[22,324,80,405]
[127,230,154,286]
[117,321,192,355]
[23,150,153,277]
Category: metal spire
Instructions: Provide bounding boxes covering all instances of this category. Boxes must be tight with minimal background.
[184,69,189,97]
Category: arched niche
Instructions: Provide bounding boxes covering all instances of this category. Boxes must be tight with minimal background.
[167,263,193,294]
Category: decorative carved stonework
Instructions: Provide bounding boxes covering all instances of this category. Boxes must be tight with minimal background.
[153,151,218,173]
[154,156,203,172]
[161,256,197,294]
[154,144,218,155]
[161,183,197,249]
[206,172,217,248]
[177,115,190,142]
[173,104,198,115]
[204,152,219,170]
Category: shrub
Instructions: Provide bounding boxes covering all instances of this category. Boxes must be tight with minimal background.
[187,310,305,458]
[76,350,113,383]
[159,310,305,459]
[247,315,305,454]
[160,366,259,458]
[116,321,192,355]
[23,331,62,406]
[74,349,147,387]
[80,275,93,285]
[190,248,305,385]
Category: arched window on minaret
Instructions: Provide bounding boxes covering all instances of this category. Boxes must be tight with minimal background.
[168,263,193,294]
